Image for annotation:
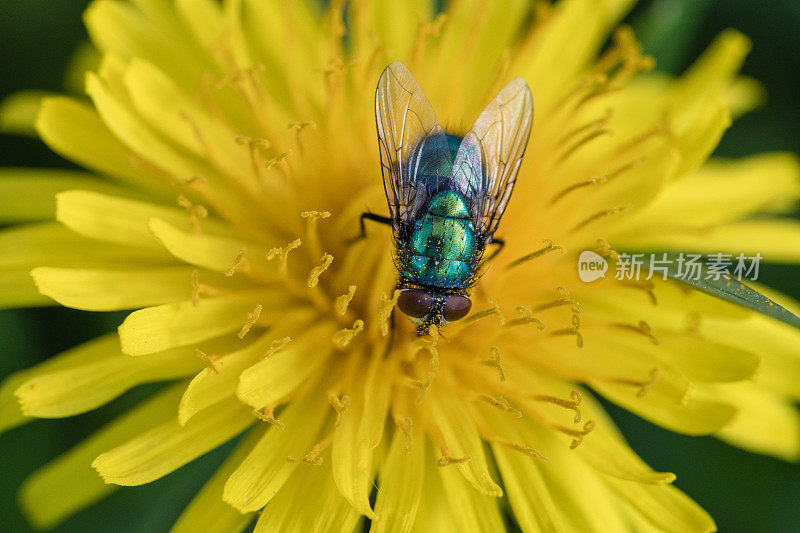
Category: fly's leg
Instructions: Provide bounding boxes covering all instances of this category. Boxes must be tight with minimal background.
[348,212,392,244]
[485,237,505,261]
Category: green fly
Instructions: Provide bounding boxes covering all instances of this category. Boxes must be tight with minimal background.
[361,62,533,334]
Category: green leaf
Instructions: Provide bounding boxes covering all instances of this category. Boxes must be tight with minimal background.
[658,253,800,330]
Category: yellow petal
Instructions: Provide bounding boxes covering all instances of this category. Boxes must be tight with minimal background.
[31,266,198,311]
[179,311,313,424]
[20,384,184,529]
[606,477,716,533]
[426,379,503,497]
[85,71,215,181]
[672,29,751,113]
[92,396,253,486]
[118,291,272,355]
[36,96,168,192]
[0,269,55,309]
[574,387,676,484]
[593,379,735,435]
[438,454,505,533]
[14,334,200,418]
[0,91,55,136]
[0,222,166,270]
[123,59,256,193]
[56,190,234,250]
[223,391,329,512]
[332,355,392,518]
[63,41,101,94]
[178,333,273,425]
[84,0,204,89]
[371,424,426,533]
[253,454,361,533]
[706,382,800,461]
[236,322,336,410]
[410,447,455,532]
[148,218,274,281]
[523,421,631,532]
[623,152,800,227]
[672,100,731,179]
[174,0,224,49]
[491,434,567,532]
[615,218,800,263]
[0,168,130,223]
[171,428,260,533]
[0,331,115,434]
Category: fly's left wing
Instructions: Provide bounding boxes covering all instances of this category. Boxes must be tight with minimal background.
[375,61,452,232]
[451,78,533,241]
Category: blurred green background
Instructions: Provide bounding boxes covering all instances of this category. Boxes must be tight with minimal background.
[0,0,798,531]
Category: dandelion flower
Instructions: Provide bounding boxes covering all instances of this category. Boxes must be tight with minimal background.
[2,0,800,531]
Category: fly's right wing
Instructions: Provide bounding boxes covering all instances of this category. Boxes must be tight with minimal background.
[375,61,452,232]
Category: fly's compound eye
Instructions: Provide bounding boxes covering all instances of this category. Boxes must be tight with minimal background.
[442,295,472,322]
[397,290,434,318]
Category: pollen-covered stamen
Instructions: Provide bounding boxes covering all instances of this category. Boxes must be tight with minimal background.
[477,394,523,418]
[413,325,440,369]
[609,367,661,398]
[288,121,316,154]
[395,416,414,453]
[334,285,357,316]
[238,303,262,339]
[327,393,351,427]
[506,239,566,270]
[332,319,364,349]
[301,210,332,260]
[613,120,669,156]
[261,336,291,361]
[549,175,608,206]
[215,64,267,109]
[534,286,583,314]
[234,135,271,182]
[265,150,293,175]
[619,279,658,305]
[530,390,583,424]
[685,313,702,335]
[463,297,505,326]
[408,13,448,66]
[549,314,584,348]
[436,447,471,467]
[194,349,219,374]
[307,253,334,288]
[610,320,660,345]
[379,290,401,336]
[571,204,632,232]
[505,306,546,330]
[554,420,596,449]
[253,405,285,429]
[287,434,333,466]
[404,371,436,405]
[494,438,547,461]
[594,238,620,260]
[225,247,249,277]
[177,195,208,234]
[555,116,613,165]
[191,269,200,307]
[481,346,506,382]
[551,73,608,116]
[266,238,302,275]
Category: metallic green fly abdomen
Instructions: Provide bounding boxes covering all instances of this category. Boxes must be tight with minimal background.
[374,61,533,333]
[404,190,477,288]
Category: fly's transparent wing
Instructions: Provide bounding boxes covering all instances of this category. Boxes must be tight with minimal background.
[451,78,533,240]
[375,61,451,231]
